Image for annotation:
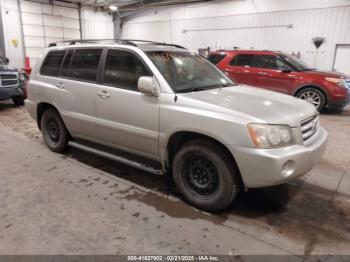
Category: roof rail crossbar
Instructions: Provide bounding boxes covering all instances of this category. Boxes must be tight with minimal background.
[118,39,186,49]
[48,39,187,49]
[48,39,137,47]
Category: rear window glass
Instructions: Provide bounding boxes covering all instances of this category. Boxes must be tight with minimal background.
[230,54,255,67]
[40,50,66,76]
[208,53,226,64]
[69,49,103,82]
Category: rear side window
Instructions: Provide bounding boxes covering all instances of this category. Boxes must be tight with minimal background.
[255,55,278,69]
[60,49,73,77]
[69,49,103,82]
[208,53,226,64]
[229,54,254,67]
[103,49,151,91]
[40,50,66,76]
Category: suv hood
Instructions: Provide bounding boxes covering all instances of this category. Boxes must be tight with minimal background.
[302,69,350,79]
[0,65,18,72]
[178,85,317,127]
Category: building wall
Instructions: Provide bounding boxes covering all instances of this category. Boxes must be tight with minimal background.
[80,6,114,40]
[122,0,350,70]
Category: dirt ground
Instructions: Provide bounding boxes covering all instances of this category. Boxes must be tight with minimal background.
[0,101,349,257]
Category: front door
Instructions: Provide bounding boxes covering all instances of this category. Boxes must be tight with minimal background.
[95,49,160,159]
[253,54,295,94]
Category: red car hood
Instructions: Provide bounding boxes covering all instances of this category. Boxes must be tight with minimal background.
[303,69,350,79]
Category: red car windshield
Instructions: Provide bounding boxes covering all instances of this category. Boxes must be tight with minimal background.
[280,53,314,71]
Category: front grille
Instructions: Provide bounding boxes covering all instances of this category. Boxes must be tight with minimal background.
[300,115,319,142]
[0,73,19,88]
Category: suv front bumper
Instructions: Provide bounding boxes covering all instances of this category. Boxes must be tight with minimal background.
[230,127,328,188]
[0,86,24,101]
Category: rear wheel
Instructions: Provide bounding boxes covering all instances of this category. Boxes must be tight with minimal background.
[172,140,241,212]
[11,95,24,106]
[41,109,69,153]
[296,87,326,111]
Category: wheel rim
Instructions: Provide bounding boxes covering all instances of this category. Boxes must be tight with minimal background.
[182,156,219,199]
[299,91,321,108]
[47,119,60,142]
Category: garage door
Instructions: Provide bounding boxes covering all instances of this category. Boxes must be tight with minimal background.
[20,0,81,66]
[333,45,350,76]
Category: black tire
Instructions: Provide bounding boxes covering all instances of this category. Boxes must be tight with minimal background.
[296,87,326,111]
[11,95,25,106]
[172,140,241,212]
[41,108,69,153]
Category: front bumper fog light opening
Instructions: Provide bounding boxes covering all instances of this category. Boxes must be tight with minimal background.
[281,160,295,177]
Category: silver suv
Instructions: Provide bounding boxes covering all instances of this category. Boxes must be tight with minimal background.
[25,39,328,211]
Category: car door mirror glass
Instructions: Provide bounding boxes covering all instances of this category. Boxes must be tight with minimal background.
[281,67,292,73]
[138,76,159,97]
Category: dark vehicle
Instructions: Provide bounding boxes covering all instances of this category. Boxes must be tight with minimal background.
[0,55,27,106]
[208,50,350,111]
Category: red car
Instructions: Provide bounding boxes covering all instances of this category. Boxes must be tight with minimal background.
[208,50,350,111]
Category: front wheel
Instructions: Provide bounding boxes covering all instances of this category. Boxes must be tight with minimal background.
[172,140,241,212]
[296,88,326,111]
[11,95,25,106]
[41,109,69,153]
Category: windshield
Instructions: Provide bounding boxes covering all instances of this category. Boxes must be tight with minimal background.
[279,53,314,71]
[146,51,235,93]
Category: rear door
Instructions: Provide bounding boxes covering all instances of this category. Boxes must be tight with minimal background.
[56,48,103,139]
[223,54,260,86]
[253,55,296,94]
[95,49,160,159]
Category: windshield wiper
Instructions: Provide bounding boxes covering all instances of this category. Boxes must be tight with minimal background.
[299,68,315,71]
[176,84,231,93]
[176,87,208,93]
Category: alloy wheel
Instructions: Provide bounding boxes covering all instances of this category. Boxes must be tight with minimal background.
[299,91,321,108]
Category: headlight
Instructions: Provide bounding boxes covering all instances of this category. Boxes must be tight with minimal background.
[325,77,345,87]
[247,124,295,148]
[19,72,26,81]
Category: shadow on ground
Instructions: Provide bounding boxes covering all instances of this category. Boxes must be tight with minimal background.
[0,101,17,111]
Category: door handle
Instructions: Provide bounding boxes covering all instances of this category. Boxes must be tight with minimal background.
[98,90,110,99]
[259,71,268,75]
[55,82,64,89]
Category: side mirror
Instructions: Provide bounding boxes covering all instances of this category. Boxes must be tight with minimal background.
[138,76,160,97]
[2,57,9,64]
[281,69,292,73]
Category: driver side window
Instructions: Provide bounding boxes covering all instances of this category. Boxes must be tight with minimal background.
[103,49,152,91]
[254,55,292,71]
[276,59,292,71]
[255,55,278,69]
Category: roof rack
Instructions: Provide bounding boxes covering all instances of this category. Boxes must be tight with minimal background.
[48,39,187,49]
